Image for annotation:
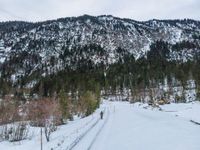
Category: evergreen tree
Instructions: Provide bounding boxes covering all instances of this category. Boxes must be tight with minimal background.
[58,89,69,123]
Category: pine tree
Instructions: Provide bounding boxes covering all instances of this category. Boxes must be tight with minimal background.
[58,89,69,124]
[80,91,98,116]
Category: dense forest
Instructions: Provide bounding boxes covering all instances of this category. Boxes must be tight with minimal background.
[1,40,200,105]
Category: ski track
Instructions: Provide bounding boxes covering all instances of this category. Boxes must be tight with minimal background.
[72,106,110,150]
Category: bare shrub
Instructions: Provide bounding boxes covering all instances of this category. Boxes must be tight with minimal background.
[0,96,29,142]
[27,98,62,142]
[0,99,20,125]
[44,120,57,142]
[0,122,29,142]
[27,98,62,126]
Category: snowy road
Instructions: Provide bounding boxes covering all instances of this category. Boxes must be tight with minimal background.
[74,102,200,150]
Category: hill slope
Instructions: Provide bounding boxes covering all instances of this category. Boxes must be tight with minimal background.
[0,15,200,98]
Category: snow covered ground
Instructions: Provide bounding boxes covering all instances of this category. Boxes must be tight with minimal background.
[0,101,200,150]
[159,102,200,123]
[88,101,200,150]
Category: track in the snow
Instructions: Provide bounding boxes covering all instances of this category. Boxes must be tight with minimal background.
[87,108,110,150]
[67,108,109,150]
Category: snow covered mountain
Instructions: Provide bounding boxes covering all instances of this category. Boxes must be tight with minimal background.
[0,15,200,62]
[0,15,199,83]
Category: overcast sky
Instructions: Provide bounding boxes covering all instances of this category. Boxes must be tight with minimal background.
[0,0,199,22]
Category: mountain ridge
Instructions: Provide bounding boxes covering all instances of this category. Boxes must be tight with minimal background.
[1,14,200,24]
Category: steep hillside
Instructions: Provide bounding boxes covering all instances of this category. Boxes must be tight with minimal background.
[0,15,200,100]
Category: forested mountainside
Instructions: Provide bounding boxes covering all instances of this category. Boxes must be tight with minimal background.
[0,15,200,106]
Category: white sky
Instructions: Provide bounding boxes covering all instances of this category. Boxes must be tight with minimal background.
[0,0,199,22]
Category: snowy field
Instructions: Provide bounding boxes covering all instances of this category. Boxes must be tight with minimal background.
[0,101,200,150]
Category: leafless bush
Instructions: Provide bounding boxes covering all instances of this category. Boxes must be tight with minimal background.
[27,98,62,142]
[0,99,20,125]
[44,120,57,142]
[0,122,29,142]
[27,98,62,127]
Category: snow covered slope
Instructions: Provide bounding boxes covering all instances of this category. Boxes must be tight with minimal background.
[0,15,199,69]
